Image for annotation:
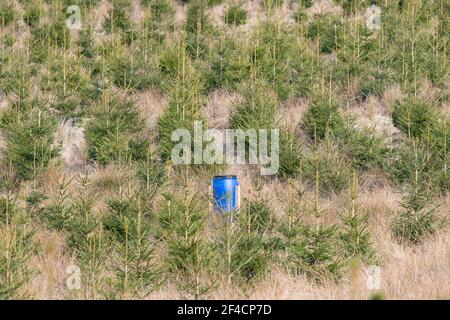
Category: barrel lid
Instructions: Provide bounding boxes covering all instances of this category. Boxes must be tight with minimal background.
[213,175,238,179]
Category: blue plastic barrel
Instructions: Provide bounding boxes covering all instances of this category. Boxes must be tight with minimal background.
[212,175,240,213]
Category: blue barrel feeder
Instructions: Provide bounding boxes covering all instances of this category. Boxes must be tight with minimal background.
[212,175,240,213]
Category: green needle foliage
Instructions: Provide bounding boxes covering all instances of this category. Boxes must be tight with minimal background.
[336,121,388,171]
[229,78,278,131]
[23,1,42,28]
[306,14,342,54]
[339,173,374,261]
[287,223,342,281]
[142,0,175,44]
[215,193,274,285]
[0,108,60,181]
[283,175,344,281]
[157,43,206,161]
[65,171,99,251]
[30,17,71,62]
[301,92,345,141]
[224,3,247,26]
[278,129,303,178]
[104,195,158,298]
[157,180,212,298]
[0,190,37,299]
[0,0,449,299]
[391,144,446,244]
[185,0,214,59]
[39,174,75,231]
[85,93,148,165]
[206,36,251,90]
[384,140,441,187]
[0,222,37,299]
[103,0,136,44]
[392,97,437,139]
[107,49,156,91]
[252,20,294,100]
[358,68,394,99]
[392,182,443,245]
[303,139,352,193]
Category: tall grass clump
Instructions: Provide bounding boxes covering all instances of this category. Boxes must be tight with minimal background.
[0,1,17,26]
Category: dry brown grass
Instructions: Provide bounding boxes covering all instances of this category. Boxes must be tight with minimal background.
[26,230,73,300]
[204,89,243,129]
[306,0,343,18]
[55,119,87,173]
[347,96,402,143]
[136,88,170,136]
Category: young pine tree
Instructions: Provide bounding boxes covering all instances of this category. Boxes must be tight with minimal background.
[215,192,274,286]
[339,172,375,261]
[157,170,212,298]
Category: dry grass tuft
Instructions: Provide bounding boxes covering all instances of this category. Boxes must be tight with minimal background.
[136,88,170,135]
[55,119,87,173]
[204,89,243,129]
[27,230,73,300]
[306,0,343,17]
[349,96,402,143]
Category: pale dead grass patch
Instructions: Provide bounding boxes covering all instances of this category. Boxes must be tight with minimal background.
[240,0,263,33]
[55,119,87,174]
[173,1,187,28]
[279,97,308,132]
[93,0,112,40]
[204,89,243,129]
[136,88,170,135]
[306,0,343,17]
[27,229,73,300]
[353,96,401,141]
[381,84,403,111]
[207,3,226,27]
[131,0,145,27]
